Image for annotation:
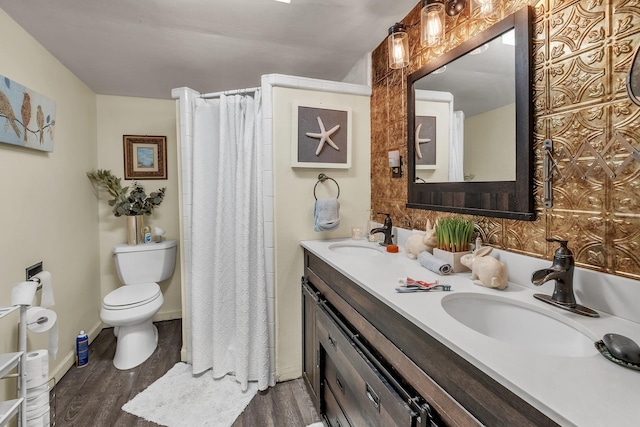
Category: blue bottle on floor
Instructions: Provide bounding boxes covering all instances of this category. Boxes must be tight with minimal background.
[76,331,89,367]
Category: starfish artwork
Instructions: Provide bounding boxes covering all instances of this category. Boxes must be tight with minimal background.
[415,122,431,159]
[306,116,340,156]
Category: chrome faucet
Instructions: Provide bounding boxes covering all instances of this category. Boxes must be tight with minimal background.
[531,238,599,317]
[370,213,394,246]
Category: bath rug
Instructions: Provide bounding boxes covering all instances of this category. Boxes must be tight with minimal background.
[122,362,258,427]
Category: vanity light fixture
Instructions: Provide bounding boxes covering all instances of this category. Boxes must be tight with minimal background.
[388,0,495,69]
[388,23,409,69]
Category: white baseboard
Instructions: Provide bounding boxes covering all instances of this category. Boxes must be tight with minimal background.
[50,319,103,386]
[153,309,182,322]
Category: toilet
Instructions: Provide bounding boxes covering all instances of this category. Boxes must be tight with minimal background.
[100,239,176,370]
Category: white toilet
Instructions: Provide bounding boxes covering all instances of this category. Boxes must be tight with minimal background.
[100,239,176,370]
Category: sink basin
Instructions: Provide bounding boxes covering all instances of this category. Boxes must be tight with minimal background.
[441,293,598,357]
[328,243,384,257]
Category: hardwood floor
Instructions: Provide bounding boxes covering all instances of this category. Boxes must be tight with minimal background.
[54,320,321,427]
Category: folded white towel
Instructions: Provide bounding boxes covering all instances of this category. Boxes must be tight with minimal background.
[418,251,452,275]
[314,198,340,232]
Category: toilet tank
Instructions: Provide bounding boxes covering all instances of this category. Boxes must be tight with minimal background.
[113,239,177,285]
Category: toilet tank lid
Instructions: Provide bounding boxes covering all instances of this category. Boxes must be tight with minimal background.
[113,239,176,254]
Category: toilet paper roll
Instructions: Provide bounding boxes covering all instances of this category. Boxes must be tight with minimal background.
[26,388,49,412]
[26,402,49,421]
[27,383,49,397]
[27,307,58,359]
[32,271,54,308]
[11,281,38,306]
[26,408,49,427]
[25,349,49,389]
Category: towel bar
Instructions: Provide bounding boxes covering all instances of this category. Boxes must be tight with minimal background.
[314,173,340,200]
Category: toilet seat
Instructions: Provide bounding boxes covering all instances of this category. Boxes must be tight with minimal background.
[103,283,161,310]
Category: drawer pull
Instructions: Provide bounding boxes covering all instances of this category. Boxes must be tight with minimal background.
[328,334,337,349]
[335,375,345,393]
[365,382,380,412]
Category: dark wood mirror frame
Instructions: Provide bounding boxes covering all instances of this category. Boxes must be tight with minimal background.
[407,6,535,221]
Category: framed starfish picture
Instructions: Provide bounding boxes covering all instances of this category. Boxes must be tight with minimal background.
[292,102,351,168]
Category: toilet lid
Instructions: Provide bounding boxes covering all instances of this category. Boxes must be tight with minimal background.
[103,283,161,309]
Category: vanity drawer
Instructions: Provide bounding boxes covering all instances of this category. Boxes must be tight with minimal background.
[317,304,416,427]
[324,376,352,427]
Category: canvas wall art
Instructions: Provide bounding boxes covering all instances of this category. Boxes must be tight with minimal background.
[292,103,351,169]
[0,74,56,152]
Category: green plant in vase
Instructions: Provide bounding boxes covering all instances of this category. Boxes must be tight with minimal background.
[434,217,475,272]
[87,169,165,244]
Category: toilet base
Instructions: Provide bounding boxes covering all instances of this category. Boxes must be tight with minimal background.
[113,321,158,370]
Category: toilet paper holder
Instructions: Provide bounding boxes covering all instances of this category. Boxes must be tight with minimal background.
[26,261,44,291]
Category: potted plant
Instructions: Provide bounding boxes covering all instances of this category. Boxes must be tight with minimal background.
[433,217,474,272]
[87,169,165,245]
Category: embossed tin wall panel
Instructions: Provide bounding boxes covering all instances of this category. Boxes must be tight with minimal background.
[370,0,640,279]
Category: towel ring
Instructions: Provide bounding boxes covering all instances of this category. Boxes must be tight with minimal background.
[314,173,340,200]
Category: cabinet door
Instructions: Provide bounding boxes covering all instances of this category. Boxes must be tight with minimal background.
[302,279,321,411]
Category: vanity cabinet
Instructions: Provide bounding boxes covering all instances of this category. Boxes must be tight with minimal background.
[301,279,321,413]
[302,249,559,427]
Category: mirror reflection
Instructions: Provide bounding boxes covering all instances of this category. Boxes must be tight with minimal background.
[407,6,534,221]
[414,30,516,183]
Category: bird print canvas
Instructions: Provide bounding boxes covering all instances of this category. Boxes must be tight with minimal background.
[0,74,56,152]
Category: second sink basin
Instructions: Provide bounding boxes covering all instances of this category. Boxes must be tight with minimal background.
[441,293,598,357]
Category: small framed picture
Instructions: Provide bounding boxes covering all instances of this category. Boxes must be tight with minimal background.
[292,102,352,169]
[123,135,167,180]
[415,115,437,170]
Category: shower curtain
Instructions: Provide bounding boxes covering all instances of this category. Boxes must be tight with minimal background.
[190,91,270,391]
[449,110,465,182]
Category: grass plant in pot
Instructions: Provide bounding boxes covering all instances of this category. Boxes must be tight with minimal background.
[87,169,165,245]
[433,217,475,273]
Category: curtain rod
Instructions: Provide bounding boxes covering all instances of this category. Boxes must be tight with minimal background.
[200,86,260,99]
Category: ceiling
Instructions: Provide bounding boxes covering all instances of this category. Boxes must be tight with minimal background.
[0,0,418,99]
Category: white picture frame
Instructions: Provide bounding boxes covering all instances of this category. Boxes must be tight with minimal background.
[291,102,352,169]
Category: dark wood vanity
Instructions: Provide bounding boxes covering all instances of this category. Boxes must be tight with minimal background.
[302,249,560,427]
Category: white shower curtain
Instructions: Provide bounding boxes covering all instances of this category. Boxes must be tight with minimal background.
[449,110,465,182]
[190,91,270,391]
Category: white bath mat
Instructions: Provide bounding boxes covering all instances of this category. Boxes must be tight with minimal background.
[122,362,258,427]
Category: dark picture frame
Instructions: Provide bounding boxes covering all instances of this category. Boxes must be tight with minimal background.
[123,135,167,180]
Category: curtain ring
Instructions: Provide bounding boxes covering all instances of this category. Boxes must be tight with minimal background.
[314,173,340,200]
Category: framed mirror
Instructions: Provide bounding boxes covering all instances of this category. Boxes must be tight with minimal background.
[407,6,534,221]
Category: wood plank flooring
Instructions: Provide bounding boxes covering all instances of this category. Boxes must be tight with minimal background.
[53,319,321,427]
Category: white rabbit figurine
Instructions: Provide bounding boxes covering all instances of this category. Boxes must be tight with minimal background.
[405,219,437,260]
[460,246,508,289]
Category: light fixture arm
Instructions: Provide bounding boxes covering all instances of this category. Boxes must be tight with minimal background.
[422,0,467,17]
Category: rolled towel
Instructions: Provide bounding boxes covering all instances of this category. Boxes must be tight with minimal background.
[314,198,340,232]
[418,251,452,275]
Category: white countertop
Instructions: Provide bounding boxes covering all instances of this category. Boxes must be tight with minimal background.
[301,238,640,427]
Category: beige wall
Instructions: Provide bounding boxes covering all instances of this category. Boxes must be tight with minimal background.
[0,8,100,400]
[464,103,515,181]
[96,95,181,320]
[272,87,370,380]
